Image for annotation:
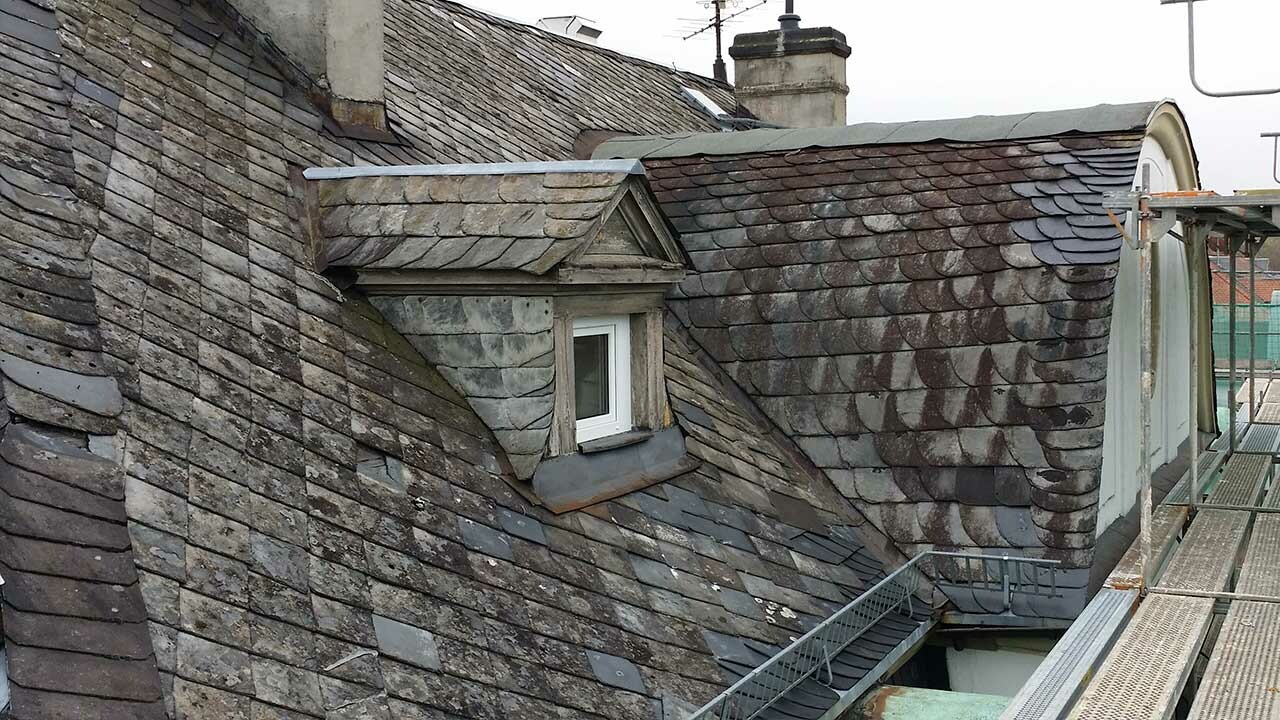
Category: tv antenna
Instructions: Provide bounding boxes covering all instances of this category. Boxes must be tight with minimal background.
[680,0,771,82]
[1161,0,1280,97]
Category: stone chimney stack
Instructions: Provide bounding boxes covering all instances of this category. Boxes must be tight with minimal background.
[729,3,850,128]
[227,0,387,133]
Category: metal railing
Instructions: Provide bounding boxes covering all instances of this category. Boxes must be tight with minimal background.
[690,551,1061,720]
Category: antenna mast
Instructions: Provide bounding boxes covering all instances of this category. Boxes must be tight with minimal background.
[713,1,726,82]
[681,0,769,83]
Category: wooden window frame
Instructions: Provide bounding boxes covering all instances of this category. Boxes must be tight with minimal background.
[551,295,668,455]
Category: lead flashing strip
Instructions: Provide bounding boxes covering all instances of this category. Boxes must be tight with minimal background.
[594,101,1171,159]
[303,159,645,181]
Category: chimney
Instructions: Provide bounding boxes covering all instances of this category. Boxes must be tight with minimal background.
[227,0,388,134]
[728,3,850,128]
[536,16,603,45]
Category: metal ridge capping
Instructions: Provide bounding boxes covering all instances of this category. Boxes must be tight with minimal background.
[302,158,646,180]
[593,101,1170,159]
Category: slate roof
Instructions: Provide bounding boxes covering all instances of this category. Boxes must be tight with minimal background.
[598,104,1175,618]
[380,0,744,161]
[0,0,915,718]
[312,161,655,276]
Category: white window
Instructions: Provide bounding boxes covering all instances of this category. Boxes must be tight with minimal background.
[572,315,631,443]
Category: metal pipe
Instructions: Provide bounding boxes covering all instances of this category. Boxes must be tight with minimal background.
[1138,196,1155,584]
[1182,0,1280,98]
[1266,133,1280,185]
[1251,241,1258,422]
[1149,586,1280,605]
[1166,501,1280,513]
[1189,222,1202,509]
[1229,243,1238,452]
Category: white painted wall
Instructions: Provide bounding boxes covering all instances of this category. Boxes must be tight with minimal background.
[1097,136,1192,531]
[946,644,1050,697]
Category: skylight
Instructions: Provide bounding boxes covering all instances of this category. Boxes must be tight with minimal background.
[681,86,728,118]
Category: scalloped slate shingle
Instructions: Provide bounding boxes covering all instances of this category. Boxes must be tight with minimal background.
[626,129,1148,618]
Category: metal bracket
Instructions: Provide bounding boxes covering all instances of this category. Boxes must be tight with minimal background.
[1264,132,1280,184]
[1102,190,1141,249]
[1101,190,1141,212]
[1163,0,1280,98]
[1149,209,1179,242]
[1226,230,1251,255]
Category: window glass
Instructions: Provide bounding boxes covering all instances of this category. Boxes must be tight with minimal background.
[571,315,631,443]
[574,333,609,420]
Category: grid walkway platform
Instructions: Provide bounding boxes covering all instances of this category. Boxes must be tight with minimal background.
[1158,510,1250,591]
[1235,378,1269,407]
[1182,469,1280,720]
[1067,510,1250,720]
[999,588,1138,720]
[1166,451,1225,505]
[1254,403,1280,424]
[1204,454,1270,508]
[1187,601,1280,720]
[1106,505,1188,589]
[1263,381,1280,405]
[1236,514,1280,597]
[1237,424,1280,456]
[1211,422,1251,452]
[1067,594,1214,720]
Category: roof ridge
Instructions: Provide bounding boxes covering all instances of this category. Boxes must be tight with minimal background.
[426,0,735,92]
[596,101,1168,159]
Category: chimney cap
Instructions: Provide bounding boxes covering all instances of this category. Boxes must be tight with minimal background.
[729,26,850,60]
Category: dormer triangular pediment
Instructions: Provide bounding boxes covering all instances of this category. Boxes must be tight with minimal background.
[556,184,686,284]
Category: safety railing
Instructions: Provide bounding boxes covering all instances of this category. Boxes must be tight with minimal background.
[689,551,1061,720]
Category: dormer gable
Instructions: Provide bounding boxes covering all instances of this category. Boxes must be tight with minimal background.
[304,161,695,510]
[308,159,685,288]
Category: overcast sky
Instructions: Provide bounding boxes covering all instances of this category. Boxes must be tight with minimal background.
[464,0,1280,191]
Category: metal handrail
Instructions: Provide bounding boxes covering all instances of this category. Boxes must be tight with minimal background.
[690,551,1061,720]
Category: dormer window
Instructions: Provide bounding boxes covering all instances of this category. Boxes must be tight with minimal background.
[306,158,699,512]
[573,315,631,442]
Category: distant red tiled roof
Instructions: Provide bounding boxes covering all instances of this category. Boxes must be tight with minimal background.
[1211,270,1280,304]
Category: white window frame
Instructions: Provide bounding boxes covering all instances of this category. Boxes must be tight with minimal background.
[572,315,632,443]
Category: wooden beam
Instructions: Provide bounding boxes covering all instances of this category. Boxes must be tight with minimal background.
[550,314,576,456]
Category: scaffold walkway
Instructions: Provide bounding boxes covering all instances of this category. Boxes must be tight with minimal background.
[1004,190,1280,720]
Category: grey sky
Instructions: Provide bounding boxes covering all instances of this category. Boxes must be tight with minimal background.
[463,0,1280,192]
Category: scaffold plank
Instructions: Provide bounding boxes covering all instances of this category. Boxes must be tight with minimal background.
[1159,509,1250,592]
[1000,589,1138,720]
[1237,514,1280,597]
[1264,381,1280,405]
[1187,601,1280,720]
[1236,378,1269,407]
[1264,474,1280,509]
[1166,452,1226,505]
[1204,454,1270,508]
[1105,505,1188,590]
[1239,424,1280,456]
[1067,594,1214,720]
[1254,403,1280,424]
[1211,422,1251,452]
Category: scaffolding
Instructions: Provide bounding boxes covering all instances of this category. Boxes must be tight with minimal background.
[1003,189,1280,720]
